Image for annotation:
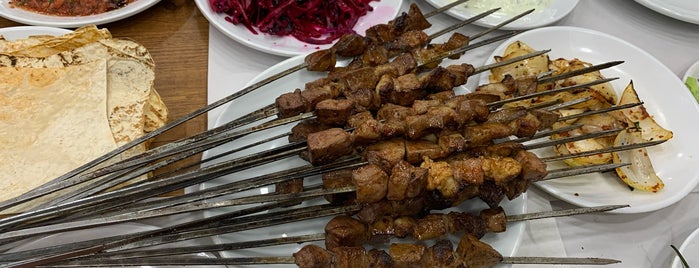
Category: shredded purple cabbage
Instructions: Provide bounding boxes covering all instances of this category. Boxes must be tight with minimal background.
[210,0,378,45]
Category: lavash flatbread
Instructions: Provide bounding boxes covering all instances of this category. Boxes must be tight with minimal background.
[0,60,115,212]
[0,28,168,213]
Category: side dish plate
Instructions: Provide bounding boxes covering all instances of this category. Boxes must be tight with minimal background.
[424,0,579,30]
[199,54,527,267]
[194,0,403,57]
[480,26,699,214]
[0,0,160,28]
[634,0,699,25]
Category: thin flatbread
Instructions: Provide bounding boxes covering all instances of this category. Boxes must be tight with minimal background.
[0,60,114,213]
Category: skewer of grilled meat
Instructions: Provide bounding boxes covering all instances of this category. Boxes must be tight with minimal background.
[291,233,619,268]
[42,235,620,267]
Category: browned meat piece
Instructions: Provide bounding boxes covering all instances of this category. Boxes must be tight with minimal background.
[406,140,447,164]
[330,247,368,268]
[450,158,484,185]
[365,23,397,45]
[412,214,449,240]
[378,102,413,120]
[385,30,428,55]
[469,141,524,158]
[289,119,331,143]
[368,216,395,243]
[405,114,442,139]
[294,244,333,268]
[352,118,383,145]
[325,215,368,250]
[305,77,331,91]
[463,92,501,104]
[389,243,425,268]
[421,157,459,197]
[396,3,432,32]
[332,33,367,57]
[412,99,442,115]
[412,46,442,70]
[367,249,393,268]
[445,64,474,87]
[481,156,522,186]
[357,200,393,224]
[352,164,389,203]
[374,63,399,79]
[456,234,503,268]
[530,108,560,129]
[419,66,457,93]
[427,90,456,101]
[301,83,342,111]
[343,88,380,112]
[422,240,460,267]
[390,197,427,217]
[487,106,528,124]
[305,49,336,72]
[428,106,459,129]
[452,98,489,124]
[438,131,467,154]
[515,150,547,181]
[514,76,538,96]
[307,128,353,165]
[363,138,406,173]
[441,33,471,60]
[476,80,516,99]
[387,73,425,106]
[362,45,390,66]
[393,216,417,238]
[340,67,379,94]
[462,123,515,146]
[509,113,541,138]
[347,111,374,129]
[375,73,394,100]
[448,211,488,239]
[386,53,418,76]
[480,206,506,233]
[322,168,356,205]
[275,88,307,118]
[388,160,427,200]
[478,181,506,208]
[315,99,355,126]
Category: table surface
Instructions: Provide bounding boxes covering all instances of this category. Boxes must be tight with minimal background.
[3,0,699,267]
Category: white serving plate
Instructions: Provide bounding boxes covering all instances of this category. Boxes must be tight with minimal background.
[0,0,160,28]
[199,54,527,267]
[481,26,699,214]
[672,227,699,268]
[194,0,402,57]
[634,0,699,25]
[424,0,579,30]
[0,25,70,40]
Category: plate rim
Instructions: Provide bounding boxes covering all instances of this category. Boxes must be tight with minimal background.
[634,0,699,25]
[194,0,403,57]
[423,0,580,30]
[481,25,699,214]
[672,226,699,268]
[0,0,161,28]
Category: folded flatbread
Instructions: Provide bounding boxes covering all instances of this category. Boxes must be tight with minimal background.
[0,27,168,213]
[0,60,114,212]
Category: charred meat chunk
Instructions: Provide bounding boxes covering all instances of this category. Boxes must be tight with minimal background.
[307,128,353,165]
[315,99,355,126]
[352,164,389,203]
[275,88,307,118]
[325,215,368,250]
[293,245,333,268]
[304,49,336,72]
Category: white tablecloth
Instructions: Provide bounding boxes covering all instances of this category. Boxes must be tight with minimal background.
[207,1,699,267]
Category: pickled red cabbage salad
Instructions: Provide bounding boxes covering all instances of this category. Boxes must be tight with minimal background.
[210,0,379,45]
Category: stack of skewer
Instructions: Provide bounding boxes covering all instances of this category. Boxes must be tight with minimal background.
[0,1,665,267]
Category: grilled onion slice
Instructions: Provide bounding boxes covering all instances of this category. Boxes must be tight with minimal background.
[612,129,664,192]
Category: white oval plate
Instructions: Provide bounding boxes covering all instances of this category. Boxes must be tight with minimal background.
[0,0,160,28]
[424,0,578,30]
[0,26,70,40]
[194,0,402,57]
[634,0,699,25]
[199,54,526,267]
[683,59,699,102]
[672,227,699,268]
[480,26,699,214]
